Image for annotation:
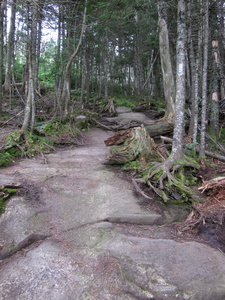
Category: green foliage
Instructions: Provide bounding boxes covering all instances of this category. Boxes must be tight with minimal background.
[14,57,24,82]
[23,131,52,157]
[0,196,6,214]
[114,97,137,108]
[149,97,165,110]
[219,128,225,145]
[38,39,57,87]
[185,142,199,158]
[0,117,87,168]
[0,151,13,167]
[0,188,17,215]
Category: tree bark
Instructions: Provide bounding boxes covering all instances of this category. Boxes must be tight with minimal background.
[103,35,109,102]
[134,10,143,96]
[171,0,187,160]
[187,0,201,143]
[209,2,220,140]
[62,0,87,118]
[22,1,38,132]
[199,0,209,158]
[210,39,220,140]
[4,0,16,94]
[157,1,175,122]
[0,0,5,115]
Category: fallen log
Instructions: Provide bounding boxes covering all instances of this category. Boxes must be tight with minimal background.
[96,119,174,137]
[160,136,225,163]
[145,121,174,137]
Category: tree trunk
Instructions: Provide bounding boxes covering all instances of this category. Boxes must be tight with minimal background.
[171,0,187,160]
[157,1,175,122]
[134,11,143,97]
[0,0,5,115]
[210,39,220,140]
[103,35,109,102]
[199,0,209,158]
[193,15,203,143]
[187,0,201,143]
[209,1,220,141]
[4,0,16,94]
[218,0,225,101]
[80,52,86,109]
[85,46,91,106]
[62,0,87,118]
[22,1,38,132]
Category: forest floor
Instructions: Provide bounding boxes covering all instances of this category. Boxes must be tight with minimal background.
[1,108,225,299]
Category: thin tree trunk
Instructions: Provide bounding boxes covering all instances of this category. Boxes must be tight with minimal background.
[4,0,16,94]
[171,0,186,160]
[85,47,91,106]
[158,1,175,122]
[218,0,225,101]
[80,52,86,109]
[103,35,109,102]
[62,0,87,118]
[187,0,196,139]
[210,39,220,140]
[209,1,220,141]
[22,1,38,132]
[142,49,158,90]
[200,0,209,158]
[0,0,5,115]
[193,18,202,143]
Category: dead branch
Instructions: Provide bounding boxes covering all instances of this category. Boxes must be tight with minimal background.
[0,110,23,127]
[198,176,225,193]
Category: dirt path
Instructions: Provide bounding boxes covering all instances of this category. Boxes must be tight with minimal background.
[1,123,225,299]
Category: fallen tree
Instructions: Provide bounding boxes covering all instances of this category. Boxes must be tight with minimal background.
[97,117,174,137]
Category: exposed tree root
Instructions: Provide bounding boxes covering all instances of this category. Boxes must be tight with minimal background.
[105,126,199,203]
[145,158,198,202]
[131,178,154,201]
[0,233,51,261]
[101,98,117,116]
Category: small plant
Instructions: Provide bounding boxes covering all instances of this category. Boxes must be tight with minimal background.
[114,97,137,108]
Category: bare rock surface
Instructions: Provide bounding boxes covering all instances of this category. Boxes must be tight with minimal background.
[1,126,225,299]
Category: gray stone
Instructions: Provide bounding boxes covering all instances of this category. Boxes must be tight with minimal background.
[0,125,225,299]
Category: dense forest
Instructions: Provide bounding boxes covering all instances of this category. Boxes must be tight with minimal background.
[0,0,225,205]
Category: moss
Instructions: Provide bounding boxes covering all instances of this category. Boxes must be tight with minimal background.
[160,190,169,202]
[152,169,164,181]
[0,151,13,167]
[0,196,6,214]
[0,188,17,215]
[175,167,198,186]
[4,188,17,194]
